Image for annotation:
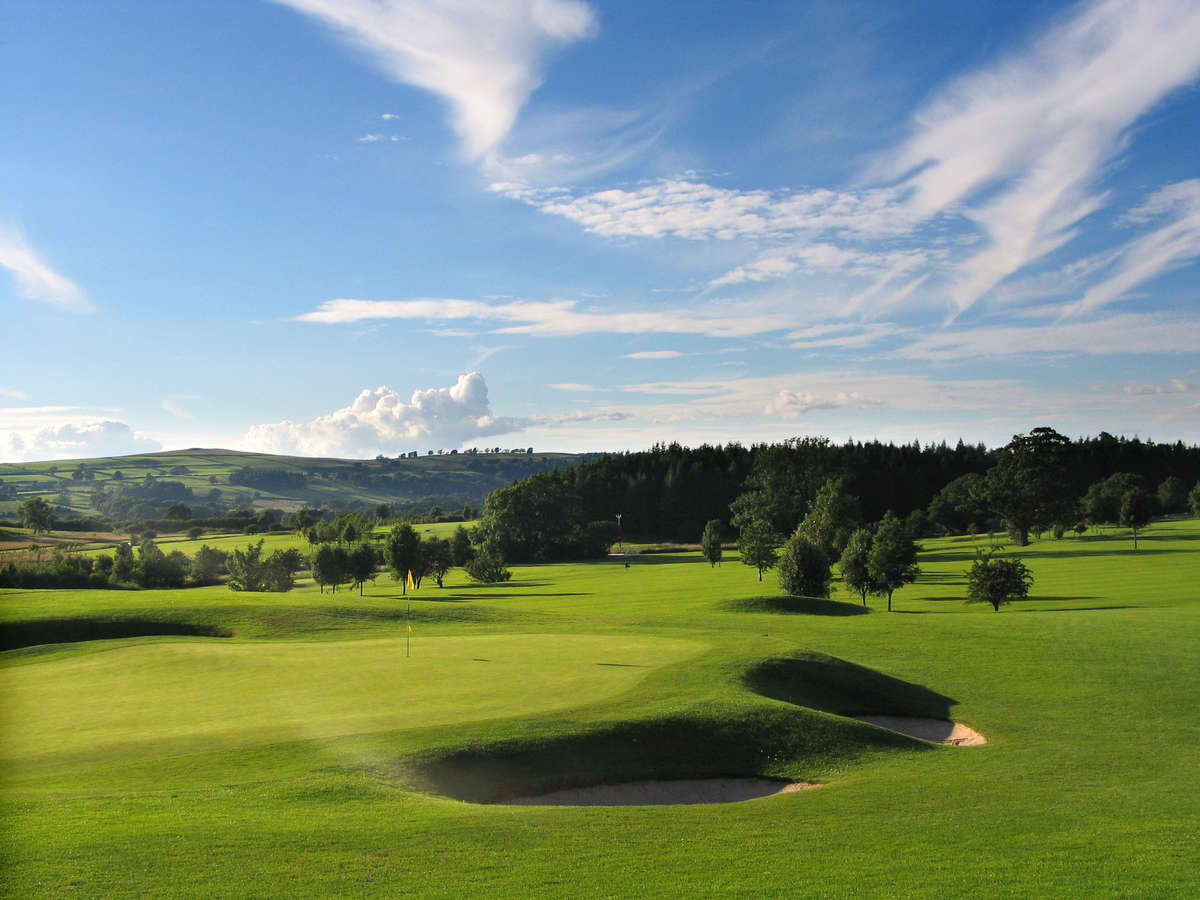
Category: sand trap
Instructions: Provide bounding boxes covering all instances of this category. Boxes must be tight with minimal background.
[853,715,986,746]
[501,778,817,806]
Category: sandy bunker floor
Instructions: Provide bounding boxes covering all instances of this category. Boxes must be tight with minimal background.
[501,778,817,806]
[853,715,987,746]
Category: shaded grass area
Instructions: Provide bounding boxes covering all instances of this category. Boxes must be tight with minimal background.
[0,617,231,651]
[725,594,869,616]
[744,650,954,718]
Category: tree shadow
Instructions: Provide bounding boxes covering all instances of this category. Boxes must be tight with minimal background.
[724,595,869,617]
[925,546,1179,563]
[611,554,702,566]
[744,651,955,718]
[1016,605,1138,613]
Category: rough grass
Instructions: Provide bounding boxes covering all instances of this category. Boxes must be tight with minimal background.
[1,518,1198,896]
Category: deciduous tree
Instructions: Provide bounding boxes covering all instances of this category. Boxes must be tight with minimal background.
[385,524,422,593]
[1120,487,1150,550]
[423,537,454,587]
[18,497,54,534]
[976,427,1074,546]
[346,542,379,595]
[738,520,779,582]
[966,550,1033,611]
[794,477,859,558]
[312,543,348,593]
[867,511,920,612]
[1156,476,1185,514]
[700,519,723,568]
[778,532,831,598]
[839,528,876,606]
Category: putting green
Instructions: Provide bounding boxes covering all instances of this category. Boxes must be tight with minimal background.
[0,633,705,765]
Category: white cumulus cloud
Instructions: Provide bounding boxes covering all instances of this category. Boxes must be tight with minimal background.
[2,420,159,463]
[242,372,525,457]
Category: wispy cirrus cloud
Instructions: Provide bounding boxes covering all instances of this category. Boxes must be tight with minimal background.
[1063,179,1200,316]
[625,350,685,360]
[883,0,1200,315]
[896,311,1200,362]
[272,0,597,160]
[162,395,200,420]
[0,224,91,313]
[488,0,1200,321]
[491,179,909,241]
[295,295,805,338]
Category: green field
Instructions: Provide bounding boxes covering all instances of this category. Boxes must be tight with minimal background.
[2,521,1198,896]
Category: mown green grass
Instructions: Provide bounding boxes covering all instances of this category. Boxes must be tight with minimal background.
[2,520,1198,896]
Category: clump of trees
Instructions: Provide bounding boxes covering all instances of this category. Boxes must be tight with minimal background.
[473,472,614,563]
[226,541,305,592]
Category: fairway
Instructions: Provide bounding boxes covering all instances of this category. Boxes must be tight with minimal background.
[1,634,704,766]
[3,520,1199,896]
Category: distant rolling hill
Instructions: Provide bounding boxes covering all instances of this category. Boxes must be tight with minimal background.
[0,448,598,522]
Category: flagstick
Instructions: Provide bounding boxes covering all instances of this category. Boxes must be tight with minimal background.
[406,595,411,658]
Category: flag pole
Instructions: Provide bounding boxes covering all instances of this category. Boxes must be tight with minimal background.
[406,569,414,658]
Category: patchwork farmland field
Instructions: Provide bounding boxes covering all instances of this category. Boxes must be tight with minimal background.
[2,520,1198,896]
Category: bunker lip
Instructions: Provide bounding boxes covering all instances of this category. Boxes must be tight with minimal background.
[494,778,818,806]
[853,715,986,746]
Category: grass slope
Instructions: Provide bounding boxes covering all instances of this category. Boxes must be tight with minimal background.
[2,520,1198,896]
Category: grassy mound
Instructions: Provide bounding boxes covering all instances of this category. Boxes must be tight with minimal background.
[412,704,922,803]
[726,594,870,616]
[745,650,955,718]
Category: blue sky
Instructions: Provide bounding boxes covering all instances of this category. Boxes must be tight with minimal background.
[3,0,1199,461]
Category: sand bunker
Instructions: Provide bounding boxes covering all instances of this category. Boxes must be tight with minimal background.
[853,715,986,746]
[501,778,817,806]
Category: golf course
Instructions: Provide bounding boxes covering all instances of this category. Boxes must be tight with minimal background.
[2,518,1197,897]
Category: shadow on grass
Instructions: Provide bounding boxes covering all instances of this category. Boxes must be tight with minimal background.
[325,605,512,625]
[915,572,967,585]
[612,553,703,566]
[1015,605,1138,613]
[724,595,869,616]
[442,591,586,602]
[0,617,232,651]
[744,651,954,719]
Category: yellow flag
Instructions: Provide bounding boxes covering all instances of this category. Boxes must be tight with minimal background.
[407,624,412,633]
[406,570,416,589]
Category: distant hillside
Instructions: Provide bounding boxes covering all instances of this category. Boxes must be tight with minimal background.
[0,448,598,523]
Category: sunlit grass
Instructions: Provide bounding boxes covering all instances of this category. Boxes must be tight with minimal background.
[2,518,1198,896]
